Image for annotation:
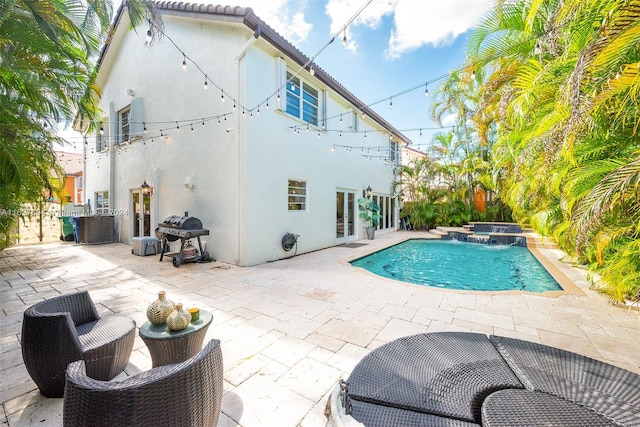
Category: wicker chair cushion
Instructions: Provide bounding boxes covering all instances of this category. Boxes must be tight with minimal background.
[481,389,616,426]
[63,339,224,427]
[346,332,523,423]
[350,399,480,427]
[489,335,640,426]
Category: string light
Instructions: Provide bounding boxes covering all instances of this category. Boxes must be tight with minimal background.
[176,121,180,131]
[342,30,347,48]
[424,84,429,96]
[310,65,315,76]
[143,123,147,133]
[99,124,104,135]
[182,55,187,70]
[146,28,152,43]
[389,97,393,109]
[331,145,336,151]
[203,77,208,90]
[220,90,225,102]
[190,124,194,132]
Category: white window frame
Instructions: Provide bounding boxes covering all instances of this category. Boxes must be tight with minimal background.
[288,180,307,211]
[119,106,131,145]
[95,191,109,214]
[286,72,319,126]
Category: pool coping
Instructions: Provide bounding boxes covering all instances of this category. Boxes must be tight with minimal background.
[343,234,585,298]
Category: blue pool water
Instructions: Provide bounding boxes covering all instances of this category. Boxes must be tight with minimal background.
[350,239,562,292]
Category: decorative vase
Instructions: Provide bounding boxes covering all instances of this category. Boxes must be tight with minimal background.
[166,303,192,331]
[146,291,175,325]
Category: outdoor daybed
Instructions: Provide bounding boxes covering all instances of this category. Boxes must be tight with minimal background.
[327,332,640,426]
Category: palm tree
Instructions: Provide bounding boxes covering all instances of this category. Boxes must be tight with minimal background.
[463,0,640,301]
[0,0,160,247]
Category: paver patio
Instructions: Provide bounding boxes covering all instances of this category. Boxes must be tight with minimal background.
[1,231,638,426]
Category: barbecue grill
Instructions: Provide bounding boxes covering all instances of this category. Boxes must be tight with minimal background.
[157,214,210,267]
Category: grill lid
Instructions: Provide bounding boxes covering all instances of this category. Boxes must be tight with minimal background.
[159,215,203,230]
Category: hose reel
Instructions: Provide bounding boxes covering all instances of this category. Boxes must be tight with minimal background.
[281,233,299,252]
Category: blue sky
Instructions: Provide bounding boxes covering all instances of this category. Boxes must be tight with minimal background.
[59,0,489,152]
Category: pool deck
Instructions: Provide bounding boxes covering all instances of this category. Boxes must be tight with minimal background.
[1,230,639,426]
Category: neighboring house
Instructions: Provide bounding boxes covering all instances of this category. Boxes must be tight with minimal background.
[54,152,83,205]
[78,2,411,266]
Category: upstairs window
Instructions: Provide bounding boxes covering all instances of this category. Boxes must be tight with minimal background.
[286,72,319,126]
[119,106,130,144]
[389,139,400,163]
[288,180,307,211]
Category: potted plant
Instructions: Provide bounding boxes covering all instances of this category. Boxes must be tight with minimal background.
[358,197,381,240]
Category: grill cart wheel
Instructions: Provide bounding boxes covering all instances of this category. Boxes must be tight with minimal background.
[172,255,182,268]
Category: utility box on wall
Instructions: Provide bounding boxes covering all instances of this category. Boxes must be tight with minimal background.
[131,236,161,256]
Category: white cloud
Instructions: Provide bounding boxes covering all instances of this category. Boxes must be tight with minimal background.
[387,0,487,59]
[235,0,313,44]
[325,0,488,59]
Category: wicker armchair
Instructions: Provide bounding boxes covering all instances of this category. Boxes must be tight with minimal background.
[63,339,224,427]
[21,291,136,397]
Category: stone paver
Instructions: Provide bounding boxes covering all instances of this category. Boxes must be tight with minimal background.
[1,231,639,426]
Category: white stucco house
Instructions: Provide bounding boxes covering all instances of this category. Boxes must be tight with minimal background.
[79,2,411,266]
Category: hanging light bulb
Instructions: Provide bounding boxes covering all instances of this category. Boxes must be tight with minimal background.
[389,97,393,109]
[202,118,205,127]
[277,91,281,102]
[290,81,296,91]
[182,55,187,70]
[146,28,152,42]
[310,65,315,76]
[424,84,429,96]
[342,30,347,48]
[257,106,260,115]
[143,123,147,134]
[242,108,246,116]
[218,117,221,125]
[340,114,343,124]
[364,131,367,139]
[203,77,208,90]
[99,124,104,135]
[221,90,225,102]
[331,145,336,152]
[190,124,194,132]
[534,41,541,55]
[233,102,236,111]
[471,69,476,79]
[176,121,180,131]
[266,100,270,109]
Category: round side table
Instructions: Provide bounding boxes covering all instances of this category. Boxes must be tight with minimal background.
[139,309,213,367]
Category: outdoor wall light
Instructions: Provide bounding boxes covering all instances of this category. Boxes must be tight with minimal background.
[141,181,153,195]
[363,185,372,198]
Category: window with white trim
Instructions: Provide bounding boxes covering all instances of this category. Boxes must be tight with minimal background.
[288,180,307,211]
[286,72,319,126]
[118,106,130,144]
[389,139,399,163]
[95,191,109,214]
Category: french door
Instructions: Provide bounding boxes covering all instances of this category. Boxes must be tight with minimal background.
[131,190,151,238]
[336,190,355,240]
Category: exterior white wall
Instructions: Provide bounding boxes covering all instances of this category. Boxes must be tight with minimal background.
[85,12,401,266]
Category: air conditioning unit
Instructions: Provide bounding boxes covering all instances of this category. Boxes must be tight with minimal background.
[131,236,161,256]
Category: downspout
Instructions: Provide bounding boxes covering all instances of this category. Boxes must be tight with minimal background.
[233,28,260,264]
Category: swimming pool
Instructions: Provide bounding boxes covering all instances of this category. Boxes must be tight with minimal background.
[350,239,562,292]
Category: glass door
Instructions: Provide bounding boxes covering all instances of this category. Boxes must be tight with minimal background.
[132,190,151,238]
[336,190,355,240]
